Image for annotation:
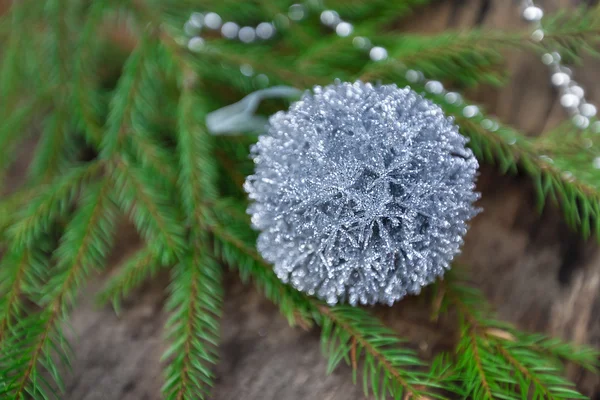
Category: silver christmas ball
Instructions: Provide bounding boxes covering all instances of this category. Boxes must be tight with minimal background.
[245,81,480,306]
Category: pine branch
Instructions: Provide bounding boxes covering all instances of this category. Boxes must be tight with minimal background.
[540,7,600,61]
[48,0,71,89]
[0,98,40,192]
[451,295,513,399]
[96,246,161,312]
[186,43,322,89]
[457,113,600,239]
[359,30,523,86]
[28,111,75,184]
[100,32,154,158]
[162,248,223,400]
[0,186,42,240]
[315,304,435,400]
[324,0,430,22]
[72,0,110,148]
[0,239,53,348]
[357,8,600,86]
[126,43,181,187]
[0,248,40,344]
[98,30,186,263]
[177,74,219,226]
[159,65,226,400]
[25,0,78,185]
[443,274,597,400]
[514,333,599,373]
[0,179,117,399]
[110,157,185,264]
[8,161,102,247]
[130,131,180,188]
[0,1,29,107]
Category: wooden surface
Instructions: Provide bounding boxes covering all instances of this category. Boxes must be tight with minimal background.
[51,0,600,399]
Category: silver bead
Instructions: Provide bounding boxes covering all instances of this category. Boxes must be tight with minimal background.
[352,36,371,50]
[560,66,572,76]
[239,27,256,43]
[551,72,570,86]
[221,22,240,39]
[593,157,600,169]
[184,20,202,36]
[592,121,600,134]
[561,93,580,108]
[562,171,574,181]
[523,6,544,22]
[369,46,388,61]
[240,64,254,77]
[274,13,290,29]
[481,119,493,130]
[425,80,444,95]
[255,73,269,87]
[256,22,275,40]
[541,53,554,65]
[405,69,420,83]
[204,12,222,30]
[573,114,590,129]
[581,103,597,118]
[190,12,204,27]
[569,85,585,98]
[531,29,544,42]
[187,37,205,52]
[288,4,306,21]
[304,0,321,6]
[551,52,561,62]
[335,22,353,37]
[320,10,340,26]
[462,105,479,118]
[444,92,462,105]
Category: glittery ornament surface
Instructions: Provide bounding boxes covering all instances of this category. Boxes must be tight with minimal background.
[244,81,480,306]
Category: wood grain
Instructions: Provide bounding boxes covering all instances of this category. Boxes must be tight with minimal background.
[27,0,600,398]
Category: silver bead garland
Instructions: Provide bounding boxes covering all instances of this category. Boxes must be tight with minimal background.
[522,0,599,132]
[182,1,598,134]
[245,81,480,305]
[183,0,600,177]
